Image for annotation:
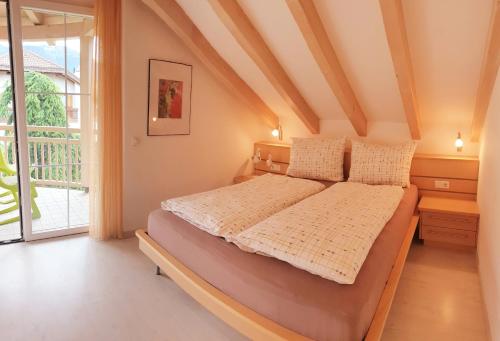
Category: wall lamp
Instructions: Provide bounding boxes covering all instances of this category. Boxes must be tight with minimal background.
[455,132,464,152]
[271,125,283,141]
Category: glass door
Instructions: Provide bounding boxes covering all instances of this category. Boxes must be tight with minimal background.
[9,0,93,241]
[0,0,23,244]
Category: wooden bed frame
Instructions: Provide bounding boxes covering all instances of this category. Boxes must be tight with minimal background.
[136,215,418,341]
[135,141,479,340]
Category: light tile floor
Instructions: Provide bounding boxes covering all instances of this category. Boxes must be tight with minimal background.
[382,243,489,340]
[0,187,89,242]
[0,236,243,341]
[0,237,490,340]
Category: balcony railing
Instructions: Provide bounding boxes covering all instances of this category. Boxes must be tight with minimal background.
[0,124,85,189]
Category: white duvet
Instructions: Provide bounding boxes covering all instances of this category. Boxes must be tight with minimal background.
[234,182,404,284]
[162,174,325,241]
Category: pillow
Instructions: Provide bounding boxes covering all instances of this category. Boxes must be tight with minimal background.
[348,140,417,187]
[286,137,346,181]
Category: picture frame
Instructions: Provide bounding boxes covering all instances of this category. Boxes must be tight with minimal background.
[147,59,193,136]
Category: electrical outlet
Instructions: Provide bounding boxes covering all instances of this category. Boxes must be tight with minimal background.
[270,164,281,172]
[434,180,450,189]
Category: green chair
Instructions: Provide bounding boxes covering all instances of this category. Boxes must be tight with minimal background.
[0,149,16,204]
[0,151,41,225]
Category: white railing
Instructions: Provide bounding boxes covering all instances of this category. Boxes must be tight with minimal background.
[0,124,84,189]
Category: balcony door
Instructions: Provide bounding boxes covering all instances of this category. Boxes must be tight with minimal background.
[8,0,93,241]
[0,0,23,244]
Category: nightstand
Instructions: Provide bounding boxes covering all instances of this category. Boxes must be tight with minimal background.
[418,196,480,248]
[233,175,258,184]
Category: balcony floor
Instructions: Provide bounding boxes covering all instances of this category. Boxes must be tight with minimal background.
[0,186,89,242]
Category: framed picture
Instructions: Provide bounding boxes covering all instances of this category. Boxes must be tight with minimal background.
[147,59,192,136]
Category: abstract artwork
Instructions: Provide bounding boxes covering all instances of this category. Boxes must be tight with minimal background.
[158,79,183,119]
[148,59,192,135]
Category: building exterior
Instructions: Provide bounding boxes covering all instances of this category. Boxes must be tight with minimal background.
[0,50,81,125]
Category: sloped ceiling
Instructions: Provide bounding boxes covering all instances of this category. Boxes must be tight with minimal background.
[314,0,407,123]
[237,0,345,120]
[403,0,492,140]
[160,0,493,153]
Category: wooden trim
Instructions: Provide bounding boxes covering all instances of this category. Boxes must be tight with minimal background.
[410,156,479,180]
[208,0,320,133]
[471,1,500,142]
[412,153,480,161]
[234,175,258,184]
[379,0,421,139]
[254,160,288,175]
[254,169,270,176]
[286,0,367,136]
[136,215,419,341]
[141,0,279,129]
[253,141,479,200]
[410,176,478,194]
[255,141,291,163]
[418,196,480,216]
[135,229,310,341]
[365,215,419,341]
[418,190,476,201]
[16,0,94,16]
[255,141,480,179]
[0,22,90,40]
[24,9,43,25]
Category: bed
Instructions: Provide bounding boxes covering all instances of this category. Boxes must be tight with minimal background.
[137,184,418,340]
[161,173,325,241]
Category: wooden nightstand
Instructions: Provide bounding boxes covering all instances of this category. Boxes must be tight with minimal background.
[418,196,480,248]
[233,175,258,184]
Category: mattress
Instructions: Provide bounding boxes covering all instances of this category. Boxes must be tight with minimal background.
[148,185,418,341]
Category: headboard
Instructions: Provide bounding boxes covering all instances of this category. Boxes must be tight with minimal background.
[253,141,479,201]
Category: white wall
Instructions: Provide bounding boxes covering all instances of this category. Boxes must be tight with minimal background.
[279,116,479,156]
[477,74,500,340]
[121,0,268,231]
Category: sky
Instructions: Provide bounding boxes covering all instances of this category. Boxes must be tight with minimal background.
[0,39,80,52]
[0,39,81,73]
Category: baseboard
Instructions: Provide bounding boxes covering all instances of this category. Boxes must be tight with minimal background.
[121,229,138,239]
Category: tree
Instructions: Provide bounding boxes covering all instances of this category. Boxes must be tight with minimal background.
[0,72,79,184]
[0,71,67,137]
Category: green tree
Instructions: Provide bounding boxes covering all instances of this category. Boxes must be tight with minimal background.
[0,71,66,136]
[0,72,80,184]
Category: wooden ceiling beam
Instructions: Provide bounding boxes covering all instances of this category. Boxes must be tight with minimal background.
[24,9,44,25]
[471,1,500,142]
[379,0,421,139]
[0,22,89,40]
[286,0,367,136]
[141,0,278,129]
[208,0,320,133]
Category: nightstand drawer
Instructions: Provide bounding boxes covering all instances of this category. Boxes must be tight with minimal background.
[421,225,476,246]
[422,212,478,231]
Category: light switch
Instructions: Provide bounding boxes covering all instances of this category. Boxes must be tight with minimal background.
[131,136,140,146]
[270,164,281,172]
[434,180,450,189]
